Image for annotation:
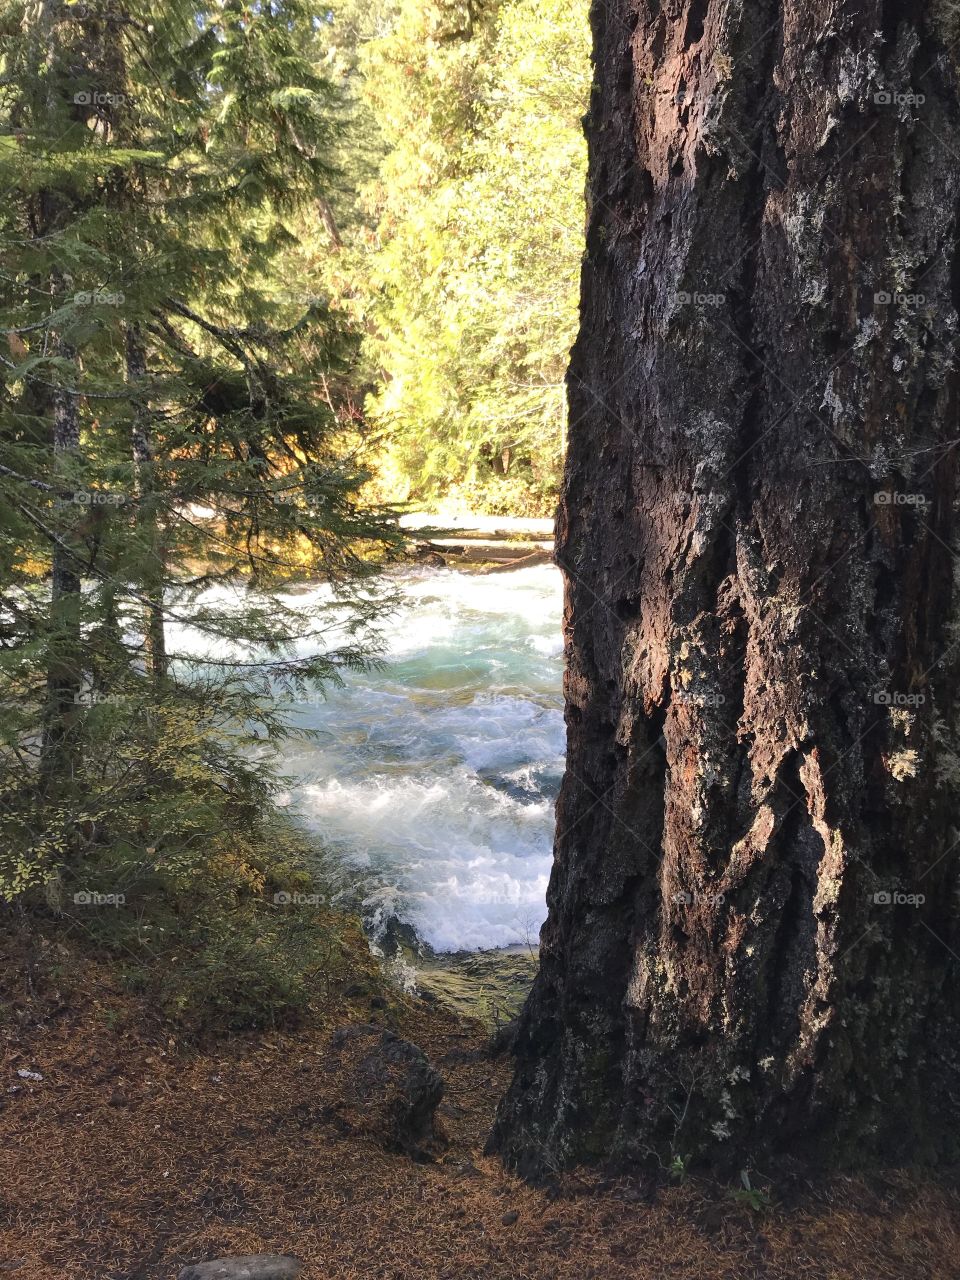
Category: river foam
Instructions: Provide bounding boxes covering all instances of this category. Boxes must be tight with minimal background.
[169,563,565,952]
[283,564,564,951]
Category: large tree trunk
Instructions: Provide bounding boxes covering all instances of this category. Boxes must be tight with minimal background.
[491,0,960,1176]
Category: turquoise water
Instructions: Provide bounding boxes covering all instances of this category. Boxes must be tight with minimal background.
[169,564,565,951]
[279,565,565,952]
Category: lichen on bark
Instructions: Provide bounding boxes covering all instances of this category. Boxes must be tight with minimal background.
[490,0,960,1178]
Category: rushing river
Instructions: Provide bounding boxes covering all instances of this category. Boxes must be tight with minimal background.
[275,565,565,953]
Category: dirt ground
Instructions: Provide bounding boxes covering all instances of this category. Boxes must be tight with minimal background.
[2,941,959,1280]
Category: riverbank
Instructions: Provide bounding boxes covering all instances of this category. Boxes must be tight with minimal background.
[399,512,555,571]
[414,945,538,1026]
[374,927,539,1028]
[398,514,554,538]
[3,932,959,1280]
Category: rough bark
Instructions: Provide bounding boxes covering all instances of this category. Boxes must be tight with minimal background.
[41,345,83,778]
[491,0,960,1176]
[36,2,141,762]
[26,0,78,776]
[127,323,168,681]
[34,1,99,776]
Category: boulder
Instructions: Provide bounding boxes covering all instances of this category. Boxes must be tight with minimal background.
[328,1023,444,1156]
[178,1257,301,1280]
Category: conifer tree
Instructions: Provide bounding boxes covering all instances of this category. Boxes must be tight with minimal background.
[0,0,398,939]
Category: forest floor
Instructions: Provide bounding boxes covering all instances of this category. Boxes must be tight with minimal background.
[2,933,960,1280]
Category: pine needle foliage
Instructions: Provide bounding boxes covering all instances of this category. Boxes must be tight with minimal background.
[0,0,401,1026]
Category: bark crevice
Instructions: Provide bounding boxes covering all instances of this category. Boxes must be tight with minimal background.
[491,0,960,1178]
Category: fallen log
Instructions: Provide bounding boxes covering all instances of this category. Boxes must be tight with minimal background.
[480,549,553,573]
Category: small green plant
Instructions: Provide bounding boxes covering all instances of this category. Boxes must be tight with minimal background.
[729,1170,772,1213]
[669,1153,692,1183]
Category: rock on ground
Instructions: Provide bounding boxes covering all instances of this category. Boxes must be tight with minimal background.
[329,1023,444,1157]
[178,1256,301,1280]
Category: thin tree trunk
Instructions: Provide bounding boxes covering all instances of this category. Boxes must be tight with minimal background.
[492,0,960,1176]
[32,0,86,779]
[41,344,82,778]
[126,323,167,681]
[33,1,116,773]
